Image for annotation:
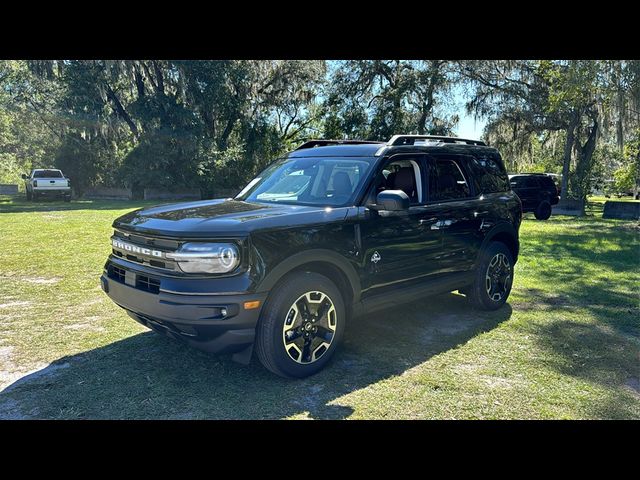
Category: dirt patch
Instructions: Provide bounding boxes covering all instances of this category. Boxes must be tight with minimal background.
[513,289,574,311]
[63,321,105,332]
[0,346,13,362]
[480,375,520,389]
[1,361,71,393]
[21,277,61,285]
[0,301,32,309]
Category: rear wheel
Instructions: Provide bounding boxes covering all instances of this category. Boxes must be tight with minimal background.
[534,201,552,220]
[255,271,345,378]
[466,241,514,311]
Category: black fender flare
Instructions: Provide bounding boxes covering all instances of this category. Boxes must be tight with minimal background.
[479,222,520,262]
[256,249,362,303]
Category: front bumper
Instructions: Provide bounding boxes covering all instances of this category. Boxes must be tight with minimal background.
[100,260,266,359]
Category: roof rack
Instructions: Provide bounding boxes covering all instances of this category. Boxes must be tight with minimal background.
[387,135,486,147]
[295,139,384,150]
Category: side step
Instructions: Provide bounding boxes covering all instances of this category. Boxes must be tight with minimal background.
[355,272,474,316]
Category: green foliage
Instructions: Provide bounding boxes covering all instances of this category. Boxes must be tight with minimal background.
[0,59,638,199]
[612,133,640,194]
[325,60,457,140]
[465,60,639,202]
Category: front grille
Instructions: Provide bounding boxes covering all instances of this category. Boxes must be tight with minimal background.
[112,249,172,270]
[108,264,161,294]
[136,275,161,294]
[111,230,180,271]
[109,265,126,283]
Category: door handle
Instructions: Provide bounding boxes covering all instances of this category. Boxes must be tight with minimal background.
[419,217,438,225]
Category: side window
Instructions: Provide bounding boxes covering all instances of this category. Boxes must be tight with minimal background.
[541,177,556,190]
[470,156,510,193]
[510,177,523,188]
[369,156,425,205]
[429,158,471,201]
[525,177,540,188]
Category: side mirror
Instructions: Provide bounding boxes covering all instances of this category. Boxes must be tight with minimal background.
[21,174,28,180]
[374,190,410,212]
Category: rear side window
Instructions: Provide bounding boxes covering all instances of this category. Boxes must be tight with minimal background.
[510,176,537,188]
[470,155,510,193]
[429,158,471,201]
[540,177,556,189]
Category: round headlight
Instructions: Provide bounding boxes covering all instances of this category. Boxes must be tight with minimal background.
[219,246,237,269]
[167,243,240,274]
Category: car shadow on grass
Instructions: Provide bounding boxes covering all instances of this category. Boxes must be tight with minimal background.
[0,293,512,419]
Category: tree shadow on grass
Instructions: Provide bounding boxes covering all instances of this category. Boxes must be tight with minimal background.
[512,282,640,419]
[0,195,160,214]
[0,293,512,419]
[520,221,639,274]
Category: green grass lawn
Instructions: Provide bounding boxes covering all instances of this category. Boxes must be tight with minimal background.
[0,194,638,419]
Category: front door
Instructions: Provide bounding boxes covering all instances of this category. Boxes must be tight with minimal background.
[358,154,444,298]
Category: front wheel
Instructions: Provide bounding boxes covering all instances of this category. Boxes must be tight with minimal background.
[466,241,514,311]
[255,272,345,378]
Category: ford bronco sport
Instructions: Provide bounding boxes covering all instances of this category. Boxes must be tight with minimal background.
[101,135,522,378]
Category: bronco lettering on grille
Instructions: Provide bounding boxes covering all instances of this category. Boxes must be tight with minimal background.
[112,238,164,258]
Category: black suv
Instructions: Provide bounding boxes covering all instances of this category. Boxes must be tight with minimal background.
[101,135,522,378]
[509,173,559,220]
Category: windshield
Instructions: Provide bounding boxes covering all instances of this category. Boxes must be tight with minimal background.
[33,170,63,178]
[237,157,373,207]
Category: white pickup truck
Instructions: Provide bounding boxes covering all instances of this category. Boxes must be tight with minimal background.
[22,169,72,202]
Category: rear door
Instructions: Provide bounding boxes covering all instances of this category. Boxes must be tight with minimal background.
[427,154,483,273]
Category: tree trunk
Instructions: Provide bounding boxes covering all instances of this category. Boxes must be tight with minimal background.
[105,83,139,138]
[573,116,599,214]
[134,66,145,98]
[615,61,624,152]
[153,61,165,95]
[417,63,439,134]
[218,116,236,150]
[560,110,579,199]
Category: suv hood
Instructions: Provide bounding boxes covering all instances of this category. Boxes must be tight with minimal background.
[113,198,351,238]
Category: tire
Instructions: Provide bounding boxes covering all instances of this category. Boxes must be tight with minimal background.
[467,241,514,311]
[534,201,552,220]
[255,271,346,378]
[64,195,71,203]
[26,190,32,201]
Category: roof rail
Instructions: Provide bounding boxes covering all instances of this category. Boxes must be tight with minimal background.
[387,135,486,147]
[295,139,384,150]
